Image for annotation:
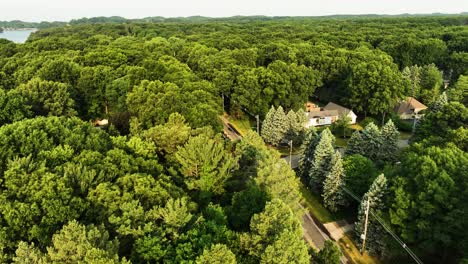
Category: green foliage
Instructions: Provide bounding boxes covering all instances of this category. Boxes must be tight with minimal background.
[298,127,318,178]
[176,133,236,195]
[447,75,468,105]
[355,174,389,256]
[17,78,76,117]
[313,240,342,264]
[240,199,307,261]
[260,230,310,264]
[309,128,335,192]
[419,64,443,105]
[390,144,468,258]
[380,119,400,163]
[228,184,268,231]
[260,106,276,144]
[0,88,32,125]
[196,244,236,264]
[322,151,348,212]
[343,154,378,198]
[13,220,127,264]
[413,102,468,150]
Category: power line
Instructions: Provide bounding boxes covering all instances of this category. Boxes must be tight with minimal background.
[341,186,424,264]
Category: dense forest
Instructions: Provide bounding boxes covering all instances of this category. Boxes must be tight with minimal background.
[0,15,467,263]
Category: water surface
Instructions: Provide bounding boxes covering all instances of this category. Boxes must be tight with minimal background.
[0,29,37,43]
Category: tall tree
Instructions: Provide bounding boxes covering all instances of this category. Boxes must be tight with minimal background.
[360,123,383,162]
[176,133,236,195]
[402,65,421,97]
[261,106,276,144]
[298,127,318,178]
[380,119,400,163]
[240,199,306,261]
[345,130,364,156]
[270,106,288,146]
[309,128,335,193]
[419,64,443,105]
[343,154,378,198]
[355,174,388,256]
[390,144,468,260]
[260,231,310,264]
[322,151,347,212]
[18,78,76,117]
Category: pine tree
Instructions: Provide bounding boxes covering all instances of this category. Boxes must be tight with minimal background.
[298,127,318,178]
[360,122,382,162]
[285,109,307,145]
[309,128,335,193]
[345,130,364,156]
[261,106,276,144]
[270,106,288,146]
[380,120,399,163]
[355,174,388,256]
[285,109,299,143]
[322,151,347,212]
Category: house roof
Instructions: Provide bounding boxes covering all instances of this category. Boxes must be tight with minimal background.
[395,97,428,115]
[323,102,353,116]
[307,110,339,118]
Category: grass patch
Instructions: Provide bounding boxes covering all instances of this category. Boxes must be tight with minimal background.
[299,182,335,223]
[338,234,380,264]
[399,131,412,140]
[335,137,348,148]
[227,116,253,136]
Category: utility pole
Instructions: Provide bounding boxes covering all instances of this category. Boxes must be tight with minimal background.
[256,115,260,134]
[361,196,371,254]
[289,140,293,167]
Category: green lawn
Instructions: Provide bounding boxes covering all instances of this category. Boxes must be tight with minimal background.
[299,182,335,223]
[400,131,412,140]
[335,137,348,148]
[338,234,380,264]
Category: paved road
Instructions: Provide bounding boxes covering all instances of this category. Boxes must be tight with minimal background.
[302,207,329,249]
[281,154,301,169]
[221,116,242,141]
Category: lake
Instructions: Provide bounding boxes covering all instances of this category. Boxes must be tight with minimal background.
[0,29,37,43]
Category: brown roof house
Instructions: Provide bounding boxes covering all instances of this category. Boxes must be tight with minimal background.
[323,102,357,124]
[394,97,427,119]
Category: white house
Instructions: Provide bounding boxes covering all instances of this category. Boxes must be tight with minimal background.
[305,110,339,127]
[323,102,357,124]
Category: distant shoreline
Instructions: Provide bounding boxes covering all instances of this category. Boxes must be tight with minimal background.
[0,28,37,31]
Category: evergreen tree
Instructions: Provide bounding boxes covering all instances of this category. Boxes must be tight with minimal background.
[360,122,383,162]
[355,174,388,256]
[322,151,347,212]
[380,119,400,163]
[285,109,306,145]
[261,106,276,144]
[298,127,318,178]
[345,130,364,156]
[309,128,335,193]
[270,106,288,146]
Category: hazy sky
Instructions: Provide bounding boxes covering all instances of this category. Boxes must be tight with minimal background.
[1,0,467,22]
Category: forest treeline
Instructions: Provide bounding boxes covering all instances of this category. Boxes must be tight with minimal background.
[0,15,467,263]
